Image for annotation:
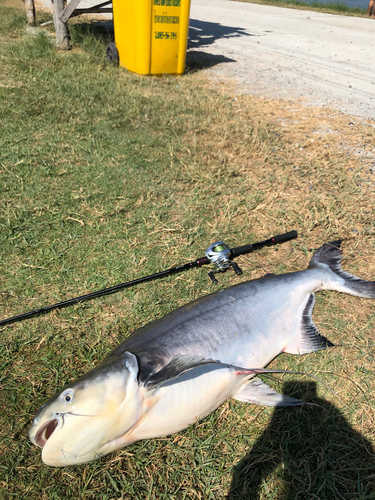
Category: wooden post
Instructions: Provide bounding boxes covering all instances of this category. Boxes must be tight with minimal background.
[59,0,82,23]
[52,0,70,50]
[25,0,36,24]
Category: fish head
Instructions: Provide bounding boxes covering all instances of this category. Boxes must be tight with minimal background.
[29,351,143,466]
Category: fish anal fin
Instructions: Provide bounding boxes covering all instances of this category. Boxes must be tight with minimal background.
[144,355,218,390]
[283,293,334,355]
[233,378,304,407]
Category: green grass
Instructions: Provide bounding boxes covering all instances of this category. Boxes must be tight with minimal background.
[236,0,368,17]
[1,4,375,499]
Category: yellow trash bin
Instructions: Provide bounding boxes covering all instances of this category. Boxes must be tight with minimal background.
[111,0,191,75]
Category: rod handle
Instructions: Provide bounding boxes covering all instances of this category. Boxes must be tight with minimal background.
[230,230,298,259]
[271,230,298,244]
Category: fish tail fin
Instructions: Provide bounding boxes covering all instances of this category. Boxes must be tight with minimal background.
[309,241,375,298]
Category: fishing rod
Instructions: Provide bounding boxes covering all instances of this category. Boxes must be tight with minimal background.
[0,230,297,327]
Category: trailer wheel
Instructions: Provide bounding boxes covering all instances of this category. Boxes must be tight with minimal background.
[106,43,119,65]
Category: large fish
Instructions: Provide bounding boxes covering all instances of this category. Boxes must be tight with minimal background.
[29,241,375,466]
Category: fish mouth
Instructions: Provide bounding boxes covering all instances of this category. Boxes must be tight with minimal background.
[35,419,58,448]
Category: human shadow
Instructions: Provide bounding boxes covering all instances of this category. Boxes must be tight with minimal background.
[227,382,375,499]
[188,18,257,49]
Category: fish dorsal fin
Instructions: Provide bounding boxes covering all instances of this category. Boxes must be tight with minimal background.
[233,378,305,406]
[144,355,219,390]
[283,293,334,355]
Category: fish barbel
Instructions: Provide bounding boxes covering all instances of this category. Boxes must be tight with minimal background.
[29,241,375,466]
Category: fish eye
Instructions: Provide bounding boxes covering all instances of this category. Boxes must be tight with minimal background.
[61,389,74,404]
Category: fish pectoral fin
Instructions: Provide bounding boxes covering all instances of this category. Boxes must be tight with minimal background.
[283,293,334,355]
[233,378,305,407]
[144,355,219,390]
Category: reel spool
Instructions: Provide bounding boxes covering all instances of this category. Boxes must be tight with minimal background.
[205,241,242,284]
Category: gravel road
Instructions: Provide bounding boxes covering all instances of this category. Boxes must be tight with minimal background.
[188,0,375,119]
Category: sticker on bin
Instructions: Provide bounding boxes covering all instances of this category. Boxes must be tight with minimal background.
[153,1,181,43]
[154,0,181,5]
[155,32,178,39]
[154,15,179,23]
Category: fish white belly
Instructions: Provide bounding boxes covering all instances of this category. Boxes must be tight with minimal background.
[127,365,246,442]
[127,295,315,443]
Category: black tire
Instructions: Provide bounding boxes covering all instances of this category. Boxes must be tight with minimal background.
[106,42,119,65]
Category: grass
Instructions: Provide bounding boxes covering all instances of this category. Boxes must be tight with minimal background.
[1,2,375,499]
[235,0,368,17]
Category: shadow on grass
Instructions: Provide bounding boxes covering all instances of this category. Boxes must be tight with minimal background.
[227,382,375,499]
[69,19,114,46]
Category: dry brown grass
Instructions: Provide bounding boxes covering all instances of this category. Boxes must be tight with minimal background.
[174,83,375,449]
[1,17,375,497]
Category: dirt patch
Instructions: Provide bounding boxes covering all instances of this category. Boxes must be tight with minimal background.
[180,79,375,286]
[4,0,26,8]
[257,97,375,176]
[189,0,375,120]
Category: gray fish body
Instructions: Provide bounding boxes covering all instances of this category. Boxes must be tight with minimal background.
[111,268,323,378]
[29,242,375,466]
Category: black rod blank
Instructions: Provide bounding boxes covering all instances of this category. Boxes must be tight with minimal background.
[0,230,297,327]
